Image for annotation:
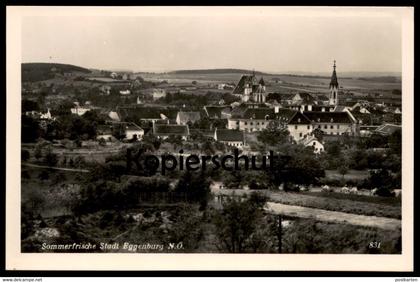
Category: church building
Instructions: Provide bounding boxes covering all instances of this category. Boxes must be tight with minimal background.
[231,72,267,103]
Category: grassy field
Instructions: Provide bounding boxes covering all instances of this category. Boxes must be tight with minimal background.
[323,169,370,182]
[269,190,401,219]
[141,72,401,91]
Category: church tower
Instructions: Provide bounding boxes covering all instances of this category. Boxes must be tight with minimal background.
[329,60,339,106]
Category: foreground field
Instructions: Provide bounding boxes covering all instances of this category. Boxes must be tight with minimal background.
[215,189,401,219]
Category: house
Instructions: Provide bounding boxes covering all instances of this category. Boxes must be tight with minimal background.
[117,106,172,123]
[152,89,166,100]
[110,72,118,79]
[214,128,245,148]
[100,85,111,95]
[303,111,358,136]
[71,102,91,116]
[283,92,318,111]
[96,124,115,142]
[299,135,324,154]
[120,89,131,95]
[125,123,144,140]
[176,111,201,125]
[284,110,313,141]
[204,106,232,119]
[374,124,401,136]
[108,111,120,121]
[227,108,277,132]
[152,124,190,140]
[39,108,54,120]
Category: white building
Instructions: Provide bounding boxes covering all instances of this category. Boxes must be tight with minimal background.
[152,89,166,100]
[214,128,245,148]
[71,102,91,116]
[120,90,131,95]
[299,135,324,154]
[125,123,144,140]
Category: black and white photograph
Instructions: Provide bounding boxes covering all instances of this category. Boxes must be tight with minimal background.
[6,6,414,271]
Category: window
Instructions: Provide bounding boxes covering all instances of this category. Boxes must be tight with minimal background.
[299,133,303,137]
[330,125,334,129]
[337,125,340,129]
[324,125,327,129]
[307,125,310,130]
[318,125,321,129]
[245,122,247,125]
[262,122,265,125]
[250,122,253,125]
[295,125,298,130]
[313,142,316,146]
[257,122,259,125]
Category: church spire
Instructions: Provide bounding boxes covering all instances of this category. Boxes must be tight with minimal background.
[329,60,339,106]
[330,60,338,88]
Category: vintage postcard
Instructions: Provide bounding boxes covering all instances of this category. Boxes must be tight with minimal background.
[6,6,414,271]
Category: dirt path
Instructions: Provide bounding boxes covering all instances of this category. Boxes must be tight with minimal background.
[22,163,90,173]
[265,202,401,230]
[213,189,401,230]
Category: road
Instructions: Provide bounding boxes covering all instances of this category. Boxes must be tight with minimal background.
[213,189,401,230]
[265,202,400,230]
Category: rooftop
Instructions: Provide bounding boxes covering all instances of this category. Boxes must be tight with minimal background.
[215,129,244,142]
[303,111,354,124]
[153,124,189,136]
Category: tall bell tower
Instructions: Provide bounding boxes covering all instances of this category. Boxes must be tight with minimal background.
[329,60,339,106]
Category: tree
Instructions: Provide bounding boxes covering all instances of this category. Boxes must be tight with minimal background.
[257,120,289,146]
[43,147,58,167]
[201,140,215,155]
[364,169,395,197]
[34,143,43,160]
[337,162,349,181]
[21,115,41,143]
[213,193,268,253]
[175,171,211,205]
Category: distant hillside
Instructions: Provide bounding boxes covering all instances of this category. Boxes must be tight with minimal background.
[168,69,270,75]
[22,63,91,82]
[356,76,401,83]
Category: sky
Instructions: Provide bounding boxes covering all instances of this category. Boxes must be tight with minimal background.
[21,8,403,74]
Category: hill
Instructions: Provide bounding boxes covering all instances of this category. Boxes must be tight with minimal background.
[167,68,270,75]
[22,63,91,82]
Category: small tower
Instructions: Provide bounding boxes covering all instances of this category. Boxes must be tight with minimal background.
[329,60,339,106]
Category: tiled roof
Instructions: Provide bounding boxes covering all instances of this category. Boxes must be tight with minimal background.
[350,111,372,125]
[177,111,201,124]
[204,106,231,119]
[288,111,312,125]
[312,105,334,111]
[294,92,317,105]
[242,108,276,120]
[303,111,354,124]
[274,108,299,123]
[118,106,179,121]
[153,124,189,136]
[126,123,143,132]
[300,135,321,147]
[97,124,113,135]
[215,129,244,142]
